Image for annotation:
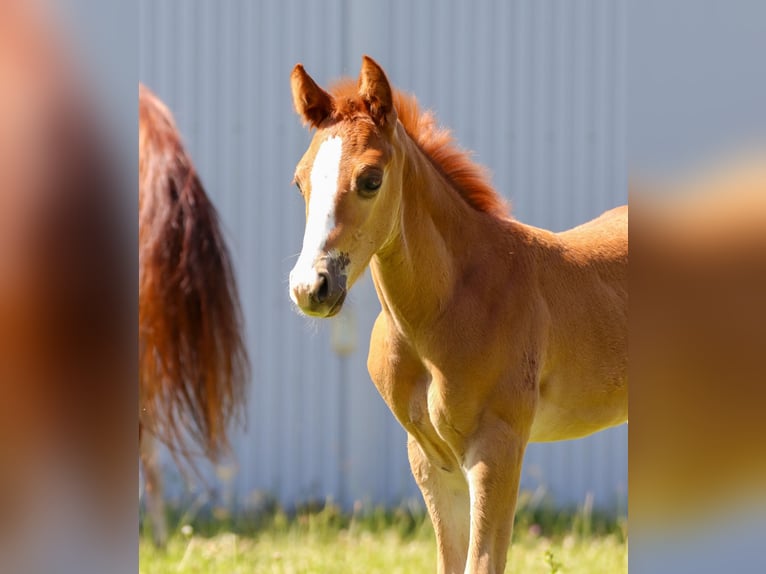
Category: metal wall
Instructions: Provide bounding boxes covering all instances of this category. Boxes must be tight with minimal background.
[139,0,627,512]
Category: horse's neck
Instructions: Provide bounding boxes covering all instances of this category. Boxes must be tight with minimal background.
[370,127,517,338]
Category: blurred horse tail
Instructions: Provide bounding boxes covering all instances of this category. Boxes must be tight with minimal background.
[139,84,248,462]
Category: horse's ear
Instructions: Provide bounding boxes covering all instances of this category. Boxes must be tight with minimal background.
[291,64,334,128]
[358,55,397,129]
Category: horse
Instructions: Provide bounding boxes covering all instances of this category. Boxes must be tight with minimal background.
[139,84,249,546]
[287,56,627,573]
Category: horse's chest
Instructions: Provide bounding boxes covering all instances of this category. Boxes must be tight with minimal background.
[380,367,464,471]
[367,319,467,470]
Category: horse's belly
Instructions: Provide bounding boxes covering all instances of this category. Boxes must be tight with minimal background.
[528,375,627,442]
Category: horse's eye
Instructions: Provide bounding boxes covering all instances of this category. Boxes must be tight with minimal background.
[358,173,382,197]
[294,180,303,195]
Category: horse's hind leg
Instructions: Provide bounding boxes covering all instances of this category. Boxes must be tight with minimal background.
[408,434,470,574]
[139,433,168,548]
[463,417,527,574]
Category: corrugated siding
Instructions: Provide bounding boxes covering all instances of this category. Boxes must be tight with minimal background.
[139,0,627,512]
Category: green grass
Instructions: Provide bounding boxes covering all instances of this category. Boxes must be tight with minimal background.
[139,496,627,573]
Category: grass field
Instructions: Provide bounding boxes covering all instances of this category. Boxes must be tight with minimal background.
[139,497,627,573]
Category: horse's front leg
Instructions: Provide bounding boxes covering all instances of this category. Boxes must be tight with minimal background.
[463,416,528,574]
[408,434,470,574]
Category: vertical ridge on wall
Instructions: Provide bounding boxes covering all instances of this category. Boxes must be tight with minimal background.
[140,0,627,513]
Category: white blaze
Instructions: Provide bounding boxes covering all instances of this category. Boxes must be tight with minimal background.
[289,136,343,302]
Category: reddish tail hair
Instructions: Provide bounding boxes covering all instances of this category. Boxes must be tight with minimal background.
[139,84,248,460]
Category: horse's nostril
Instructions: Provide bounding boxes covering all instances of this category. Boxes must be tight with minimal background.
[314,272,330,303]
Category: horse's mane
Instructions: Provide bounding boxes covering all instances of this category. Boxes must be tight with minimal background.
[139,84,248,461]
[328,79,509,218]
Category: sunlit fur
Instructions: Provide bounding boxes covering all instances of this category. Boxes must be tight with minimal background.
[291,56,627,573]
[139,85,248,461]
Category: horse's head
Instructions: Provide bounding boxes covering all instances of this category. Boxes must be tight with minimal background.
[289,56,402,317]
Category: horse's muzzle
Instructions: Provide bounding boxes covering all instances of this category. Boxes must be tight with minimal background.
[289,259,347,318]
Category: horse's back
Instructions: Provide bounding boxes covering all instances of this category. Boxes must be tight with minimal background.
[556,205,628,277]
[560,205,627,251]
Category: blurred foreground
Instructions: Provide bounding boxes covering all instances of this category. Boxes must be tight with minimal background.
[0,2,135,574]
[630,155,766,572]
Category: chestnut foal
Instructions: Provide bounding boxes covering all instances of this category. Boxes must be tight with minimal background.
[288,56,627,573]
